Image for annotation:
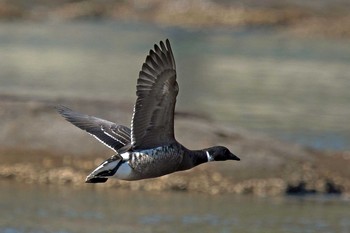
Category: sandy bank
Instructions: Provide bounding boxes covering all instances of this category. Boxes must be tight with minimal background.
[1,0,350,39]
[1,93,350,196]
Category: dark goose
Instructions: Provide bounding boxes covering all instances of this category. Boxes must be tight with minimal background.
[57,39,240,183]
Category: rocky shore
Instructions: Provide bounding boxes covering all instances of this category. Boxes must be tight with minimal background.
[1,0,350,38]
[1,94,350,196]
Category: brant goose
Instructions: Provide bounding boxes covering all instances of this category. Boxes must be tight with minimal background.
[57,39,240,183]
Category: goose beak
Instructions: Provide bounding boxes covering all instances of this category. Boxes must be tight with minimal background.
[230,153,240,161]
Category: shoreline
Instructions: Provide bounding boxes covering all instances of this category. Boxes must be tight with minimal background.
[0,1,350,39]
[1,93,349,196]
[1,149,349,197]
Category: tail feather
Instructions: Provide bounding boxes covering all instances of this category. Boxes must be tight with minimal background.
[85,177,108,183]
[85,155,123,183]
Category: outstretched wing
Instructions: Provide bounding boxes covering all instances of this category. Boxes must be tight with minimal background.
[131,39,178,149]
[56,106,131,153]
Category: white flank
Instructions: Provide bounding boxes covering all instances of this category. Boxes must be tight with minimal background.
[113,162,132,180]
[120,152,131,161]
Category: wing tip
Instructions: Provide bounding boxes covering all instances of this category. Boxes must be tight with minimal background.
[165,38,171,48]
[55,106,73,121]
[154,39,172,53]
[55,105,72,115]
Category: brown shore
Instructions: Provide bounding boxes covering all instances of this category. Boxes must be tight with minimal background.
[1,0,350,39]
[1,93,350,196]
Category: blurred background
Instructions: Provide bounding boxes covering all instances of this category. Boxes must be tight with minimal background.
[1,0,350,232]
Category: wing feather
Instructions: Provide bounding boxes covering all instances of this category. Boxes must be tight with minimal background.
[56,106,131,152]
[131,39,178,149]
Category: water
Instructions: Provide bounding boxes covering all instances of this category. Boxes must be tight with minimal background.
[1,21,350,150]
[0,181,349,233]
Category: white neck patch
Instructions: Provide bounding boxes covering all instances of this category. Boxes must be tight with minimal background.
[206,151,214,162]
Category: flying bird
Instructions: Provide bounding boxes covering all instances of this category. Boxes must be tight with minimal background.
[57,39,240,183]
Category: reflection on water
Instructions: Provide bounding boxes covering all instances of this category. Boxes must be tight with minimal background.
[1,21,350,150]
[0,182,349,233]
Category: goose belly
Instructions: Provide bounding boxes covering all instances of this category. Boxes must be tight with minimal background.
[118,145,184,180]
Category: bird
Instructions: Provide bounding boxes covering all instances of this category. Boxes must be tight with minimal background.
[56,39,240,183]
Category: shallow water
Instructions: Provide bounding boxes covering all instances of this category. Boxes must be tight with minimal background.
[1,21,350,150]
[0,182,349,233]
